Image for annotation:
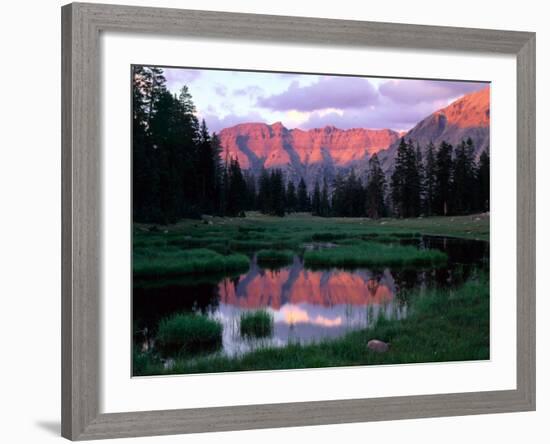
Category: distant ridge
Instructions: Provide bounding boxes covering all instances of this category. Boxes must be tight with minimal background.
[218,87,490,183]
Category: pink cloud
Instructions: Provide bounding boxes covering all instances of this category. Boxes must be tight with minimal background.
[257,77,379,112]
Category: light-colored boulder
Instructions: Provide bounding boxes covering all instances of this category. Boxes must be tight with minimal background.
[367,339,390,353]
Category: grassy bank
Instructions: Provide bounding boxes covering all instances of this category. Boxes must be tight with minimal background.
[133,273,489,375]
[256,249,294,266]
[133,247,249,278]
[304,241,447,268]
[134,213,489,251]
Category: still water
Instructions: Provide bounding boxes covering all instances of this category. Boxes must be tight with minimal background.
[133,236,489,358]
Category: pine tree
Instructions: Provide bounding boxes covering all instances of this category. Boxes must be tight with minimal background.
[311,182,321,216]
[477,149,490,212]
[391,138,408,217]
[226,157,247,217]
[297,178,309,212]
[270,169,286,216]
[434,141,453,216]
[331,172,346,216]
[286,180,297,213]
[196,119,218,213]
[243,171,257,211]
[415,142,425,214]
[390,138,421,217]
[257,169,271,214]
[451,138,476,214]
[348,169,365,217]
[424,141,436,216]
[320,178,331,217]
[365,153,386,219]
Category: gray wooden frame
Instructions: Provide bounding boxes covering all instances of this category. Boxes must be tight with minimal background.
[61,2,536,440]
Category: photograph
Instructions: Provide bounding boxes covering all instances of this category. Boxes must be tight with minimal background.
[131,65,490,377]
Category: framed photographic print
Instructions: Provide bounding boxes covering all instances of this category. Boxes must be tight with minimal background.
[61,2,536,440]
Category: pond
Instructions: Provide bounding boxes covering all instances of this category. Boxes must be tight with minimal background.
[133,235,489,361]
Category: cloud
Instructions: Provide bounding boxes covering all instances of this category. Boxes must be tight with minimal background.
[162,68,201,91]
[200,111,266,133]
[233,85,264,98]
[379,79,487,105]
[297,98,450,131]
[214,84,228,97]
[257,76,379,112]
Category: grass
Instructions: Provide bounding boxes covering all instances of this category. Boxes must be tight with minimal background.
[133,247,249,278]
[256,249,294,266]
[304,241,447,268]
[239,310,274,338]
[132,212,487,278]
[156,313,223,356]
[133,273,489,375]
[133,212,489,252]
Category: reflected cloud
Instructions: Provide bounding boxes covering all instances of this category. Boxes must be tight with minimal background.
[278,304,343,327]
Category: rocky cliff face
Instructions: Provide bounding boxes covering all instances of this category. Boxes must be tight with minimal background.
[380,87,490,170]
[218,86,490,183]
[218,123,400,186]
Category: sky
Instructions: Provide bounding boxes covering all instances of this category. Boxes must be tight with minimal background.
[161,67,488,133]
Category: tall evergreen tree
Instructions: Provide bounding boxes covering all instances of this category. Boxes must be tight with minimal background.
[415,142,425,214]
[331,172,346,216]
[365,153,386,219]
[270,169,286,216]
[451,138,476,214]
[434,141,454,216]
[257,169,271,214]
[424,141,436,216]
[196,119,218,213]
[390,138,421,217]
[311,182,321,216]
[286,180,298,213]
[243,171,257,211]
[477,149,490,212]
[320,178,331,217]
[297,178,309,212]
[226,157,247,217]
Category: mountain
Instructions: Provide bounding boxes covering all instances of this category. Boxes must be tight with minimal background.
[218,86,490,184]
[218,123,401,186]
[380,87,490,170]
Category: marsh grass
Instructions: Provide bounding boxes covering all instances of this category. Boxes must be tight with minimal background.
[304,241,447,267]
[133,248,249,277]
[239,310,274,338]
[156,313,223,356]
[256,249,294,266]
[133,273,489,375]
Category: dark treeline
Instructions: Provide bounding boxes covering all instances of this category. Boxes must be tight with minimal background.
[133,66,489,223]
[390,138,489,218]
[133,66,249,222]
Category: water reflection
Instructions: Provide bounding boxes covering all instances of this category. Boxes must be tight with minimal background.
[133,235,489,358]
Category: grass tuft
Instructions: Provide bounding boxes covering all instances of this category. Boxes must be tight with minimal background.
[156,313,223,356]
[239,310,274,338]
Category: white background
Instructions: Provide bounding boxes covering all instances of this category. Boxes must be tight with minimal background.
[0,0,546,443]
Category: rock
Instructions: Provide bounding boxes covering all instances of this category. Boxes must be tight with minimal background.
[367,339,390,353]
[218,122,400,187]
